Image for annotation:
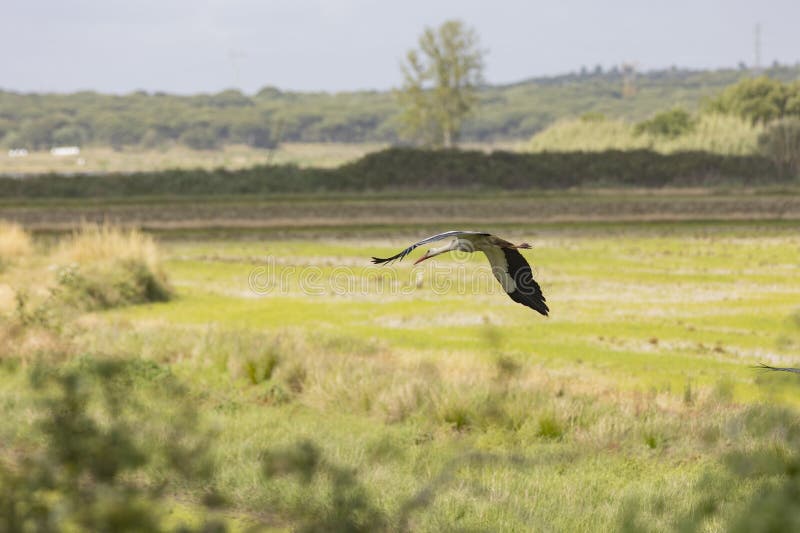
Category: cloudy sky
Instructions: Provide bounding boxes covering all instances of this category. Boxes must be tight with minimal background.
[2,0,798,94]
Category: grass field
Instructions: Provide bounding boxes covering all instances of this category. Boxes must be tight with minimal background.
[528,114,763,155]
[2,201,800,531]
[0,143,388,175]
[0,141,521,176]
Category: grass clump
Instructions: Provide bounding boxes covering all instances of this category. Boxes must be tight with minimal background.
[536,413,565,440]
[54,224,171,309]
[0,222,32,268]
[439,399,472,431]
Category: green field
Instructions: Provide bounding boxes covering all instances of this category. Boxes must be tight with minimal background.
[0,143,389,175]
[3,205,800,531]
[528,114,763,155]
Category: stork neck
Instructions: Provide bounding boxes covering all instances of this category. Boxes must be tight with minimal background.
[429,241,459,256]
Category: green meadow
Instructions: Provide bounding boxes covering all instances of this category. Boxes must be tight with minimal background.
[2,212,800,531]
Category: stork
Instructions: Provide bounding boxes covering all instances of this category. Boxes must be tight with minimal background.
[371,231,548,315]
[756,363,800,374]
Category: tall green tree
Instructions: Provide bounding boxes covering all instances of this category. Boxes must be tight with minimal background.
[398,20,484,148]
[708,76,800,124]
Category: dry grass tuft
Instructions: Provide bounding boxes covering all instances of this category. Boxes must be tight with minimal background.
[57,223,161,270]
[53,224,171,309]
[0,222,33,264]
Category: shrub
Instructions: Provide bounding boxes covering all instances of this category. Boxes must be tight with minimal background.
[708,76,800,124]
[634,108,695,138]
[52,124,88,146]
[1,131,23,149]
[536,413,564,439]
[54,224,171,309]
[179,125,220,150]
[139,128,166,149]
[230,120,277,148]
[94,113,146,149]
[758,117,800,176]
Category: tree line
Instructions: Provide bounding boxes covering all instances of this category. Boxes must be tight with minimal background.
[2,69,799,152]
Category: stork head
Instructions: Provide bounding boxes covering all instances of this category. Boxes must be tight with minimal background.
[413,250,434,265]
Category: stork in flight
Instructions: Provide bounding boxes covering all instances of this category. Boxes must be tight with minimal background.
[756,362,800,374]
[371,231,548,316]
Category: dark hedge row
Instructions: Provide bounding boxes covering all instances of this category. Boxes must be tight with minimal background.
[0,148,791,198]
[338,149,785,189]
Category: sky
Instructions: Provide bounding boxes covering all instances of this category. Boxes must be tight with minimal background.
[1,0,799,95]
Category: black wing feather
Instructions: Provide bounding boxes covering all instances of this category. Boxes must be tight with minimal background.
[502,248,548,316]
[756,362,800,374]
[371,248,416,265]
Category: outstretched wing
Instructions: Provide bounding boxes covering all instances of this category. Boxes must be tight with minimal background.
[756,362,800,374]
[482,246,548,316]
[371,231,490,265]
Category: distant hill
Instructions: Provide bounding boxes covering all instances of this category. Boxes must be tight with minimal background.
[1,64,799,149]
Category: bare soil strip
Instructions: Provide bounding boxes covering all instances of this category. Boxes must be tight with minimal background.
[3,194,800,230]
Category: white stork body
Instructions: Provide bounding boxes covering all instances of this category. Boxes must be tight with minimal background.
[371,231,548,316]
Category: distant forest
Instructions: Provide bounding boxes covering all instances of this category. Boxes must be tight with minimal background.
[2,64,799,150]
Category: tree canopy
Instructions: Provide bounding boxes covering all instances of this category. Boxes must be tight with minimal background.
[708,76,800,124]
[397,20,484,147]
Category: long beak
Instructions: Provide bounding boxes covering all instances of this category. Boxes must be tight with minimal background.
[414,251,433,265]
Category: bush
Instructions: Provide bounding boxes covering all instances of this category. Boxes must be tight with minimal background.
[139,128,166,149]
[54,225,171,309]
[52,124,88,146]
[1,131,24,149]
[634,108,695,138]
[179,125,220,150]
[94,114,146,149]
[708,76,800,124]
[758,117,800,176]
[229,121,276,148]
